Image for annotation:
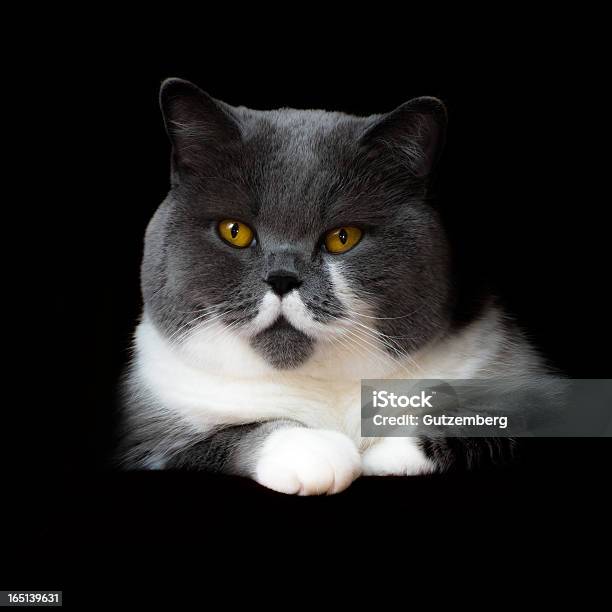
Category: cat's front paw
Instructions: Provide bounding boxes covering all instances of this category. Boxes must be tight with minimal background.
[361,437,436,476]
[254,428,361,495]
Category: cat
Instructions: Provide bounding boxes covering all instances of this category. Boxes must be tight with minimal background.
[118,78,546,494]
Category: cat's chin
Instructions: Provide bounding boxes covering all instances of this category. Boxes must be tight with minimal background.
[250,316,315,369]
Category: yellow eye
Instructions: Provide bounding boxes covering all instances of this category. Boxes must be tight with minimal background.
[324,226,363,254]
[218,219,254,248]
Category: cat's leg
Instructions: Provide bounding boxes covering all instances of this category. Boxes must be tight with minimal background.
[361,436,518,475]
[167,421,362,495]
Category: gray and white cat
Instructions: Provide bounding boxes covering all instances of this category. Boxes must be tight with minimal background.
[119,78,544,494]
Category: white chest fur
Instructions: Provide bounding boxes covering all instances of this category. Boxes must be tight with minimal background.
[132,306,520,448]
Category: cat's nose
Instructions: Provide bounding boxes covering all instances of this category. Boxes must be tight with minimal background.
[265,272,302,297]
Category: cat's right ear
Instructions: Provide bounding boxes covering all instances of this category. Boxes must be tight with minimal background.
[160,78,242,178]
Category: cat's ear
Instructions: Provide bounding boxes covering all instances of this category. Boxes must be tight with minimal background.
[360,97,447,177]
[160,78,242,176]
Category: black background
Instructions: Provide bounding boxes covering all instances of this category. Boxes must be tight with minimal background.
[12,22,612,603]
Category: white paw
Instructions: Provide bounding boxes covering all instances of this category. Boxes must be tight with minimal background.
[361,437,436,476]
[254,428,361,495]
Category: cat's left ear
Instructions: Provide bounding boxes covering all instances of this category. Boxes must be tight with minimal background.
[360,97,447,177]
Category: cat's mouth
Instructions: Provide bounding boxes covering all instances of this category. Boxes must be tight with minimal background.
[268,315,295,331]
[250,315,315,369]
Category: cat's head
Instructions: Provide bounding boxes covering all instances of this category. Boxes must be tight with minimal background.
[142,78,451,372]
